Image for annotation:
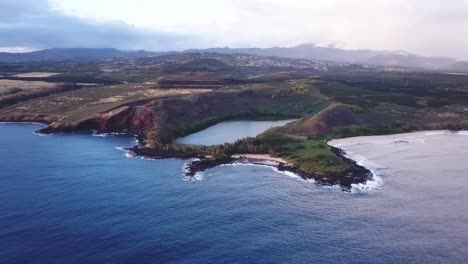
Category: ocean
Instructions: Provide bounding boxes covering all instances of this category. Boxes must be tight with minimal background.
[1,123,467,263]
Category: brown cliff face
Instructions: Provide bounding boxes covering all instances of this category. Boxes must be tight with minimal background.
[103,106,133,132]
[130,107,156,134]
[6,82,322,137]
[36,106,149,135]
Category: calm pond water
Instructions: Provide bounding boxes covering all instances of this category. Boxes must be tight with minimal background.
[1,123,467,264]
[176,119,296,145]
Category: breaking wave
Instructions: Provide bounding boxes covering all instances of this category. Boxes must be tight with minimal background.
[182,161,311,185]
[183,172,205,182]
[92,132,129,137]
[337,149,385,193]
[425,131,450,136]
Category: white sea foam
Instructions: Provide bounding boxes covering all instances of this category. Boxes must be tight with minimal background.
[124,152,163,161]
[327,130,468,193]
[354,171,383,192]
[92,133,108,138]
[275,168,305,181]
[182,159,205,181]
[425,131,450,136]
[393,138,425,144]
[183,172,205,182]
[205,162,306,182]
[322,184,343,192]
[32,131,49,136]
[337,147,385,193]
[92,132,128,138]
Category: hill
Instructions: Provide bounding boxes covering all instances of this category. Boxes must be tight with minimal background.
[0,44,468,72]
[0,48,166,63]
[1,44,468,72]
[188,44,466,72]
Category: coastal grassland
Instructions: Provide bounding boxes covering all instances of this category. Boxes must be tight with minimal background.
[281,74,468,138]
[143,125,350,176]
[0,79,56,91]
[278,139,348,174]
[243,128,349,175]
[14,72,60,78]
[328,123,419,139]
[2,56,468,181]
[318,73,468,111]
[0,79,65,108]
[0,83,212,122]
[155,73,468,177]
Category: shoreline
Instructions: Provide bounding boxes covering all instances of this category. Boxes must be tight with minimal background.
[0,121,413,191]
[231,154,289,164]
[128,146,373,192]
[0,121,48,127]
[5,121,465,191]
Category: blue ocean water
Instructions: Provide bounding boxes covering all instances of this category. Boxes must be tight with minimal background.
[1,123,467,264]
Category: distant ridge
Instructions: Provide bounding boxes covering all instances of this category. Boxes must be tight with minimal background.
[0,48,168,63]
[1,44,467,72]
[187,44,464,72]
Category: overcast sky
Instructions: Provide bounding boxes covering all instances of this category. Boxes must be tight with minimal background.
[1,0,467,59]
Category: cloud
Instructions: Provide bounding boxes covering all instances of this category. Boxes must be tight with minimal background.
[206,0,468,59]
[1,0,468,60]
[0,0,193,51]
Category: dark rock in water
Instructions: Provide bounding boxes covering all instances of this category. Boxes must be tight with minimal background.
[128,147,202,160]
[394,140,409,144]
[185,158,235,177]
[122,144,372,192]
[182,148,373,192]
[329,146,373,189]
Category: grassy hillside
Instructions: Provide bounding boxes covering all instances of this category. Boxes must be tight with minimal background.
[1,54,468,183]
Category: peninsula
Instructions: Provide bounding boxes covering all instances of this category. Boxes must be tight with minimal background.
[1,50,467,191]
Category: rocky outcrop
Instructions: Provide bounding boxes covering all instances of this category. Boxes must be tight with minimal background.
[40,106,148,134]
[130,107,156,134]
[181,152,373,191]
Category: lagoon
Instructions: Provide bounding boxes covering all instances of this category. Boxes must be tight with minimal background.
[175,119,296,145]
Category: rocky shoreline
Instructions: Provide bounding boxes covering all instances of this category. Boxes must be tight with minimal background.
[128,146,373,191]
[0,121,373,191]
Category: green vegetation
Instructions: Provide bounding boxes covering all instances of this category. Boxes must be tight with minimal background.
[349,105,364,113]
[279,139,348,174]
[2,54,468,179]
[144,125,350,176]
[253,128,348,174]
[329,124,419,139]
[291,84,307,94]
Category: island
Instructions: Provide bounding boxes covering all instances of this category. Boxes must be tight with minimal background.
[1,52,467,191]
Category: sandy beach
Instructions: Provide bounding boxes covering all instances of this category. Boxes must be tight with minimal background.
[232,154,289,164]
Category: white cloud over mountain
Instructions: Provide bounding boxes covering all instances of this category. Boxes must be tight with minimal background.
[2,0,468,59]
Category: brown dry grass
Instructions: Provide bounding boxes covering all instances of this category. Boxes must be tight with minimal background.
[0,79,56,92]
[0,84,212,121]
[14,72,60,78]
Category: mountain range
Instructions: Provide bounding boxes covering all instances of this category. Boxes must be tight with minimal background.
[1,44,467,72]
